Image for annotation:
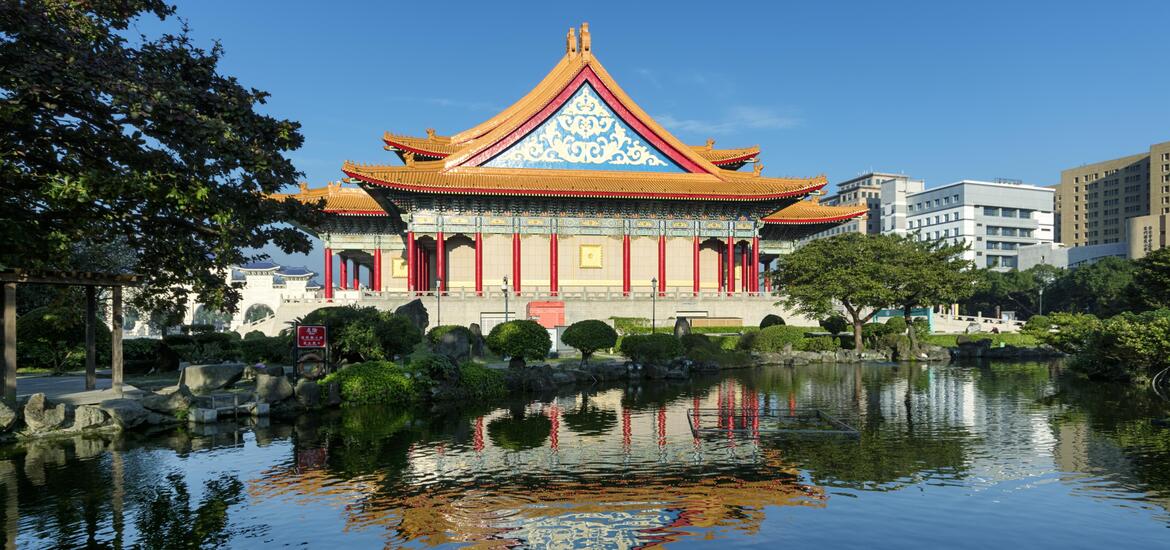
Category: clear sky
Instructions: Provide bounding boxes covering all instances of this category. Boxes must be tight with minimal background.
[138,0,1170,273]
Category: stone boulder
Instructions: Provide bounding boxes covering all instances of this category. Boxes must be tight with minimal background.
[256,373,294,404]
[325,381,342,407]
[468,323,485,357]
[673,317,691,338]
[71,405,110,430]
[180,363,245,394]
[295,379,321,408]
[965,323,983,334]
[141,386,194,415]
[394,299,429,333]
[99,399,149,429]
[0,401,17,432]
[23,393,69,433]
[436,330,471,363]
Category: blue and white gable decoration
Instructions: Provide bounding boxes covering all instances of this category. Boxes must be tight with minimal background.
[485,83,682,172]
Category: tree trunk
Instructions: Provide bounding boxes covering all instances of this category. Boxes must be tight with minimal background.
[904,304,918,354]
[852,317,864,351]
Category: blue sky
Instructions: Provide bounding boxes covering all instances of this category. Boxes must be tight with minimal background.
[139,0,1170,272]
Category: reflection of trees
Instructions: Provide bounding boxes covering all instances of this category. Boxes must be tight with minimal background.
[561,394,617,437]
[134,472,245,549]
[319,406,414,478]
[487,406,551,451]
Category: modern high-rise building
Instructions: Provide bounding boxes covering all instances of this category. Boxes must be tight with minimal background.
[801,172,922,243]
[1055,140,1170,258]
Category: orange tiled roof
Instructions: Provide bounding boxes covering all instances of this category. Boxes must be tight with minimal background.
[271,183,387,216]
[761,200,868,224]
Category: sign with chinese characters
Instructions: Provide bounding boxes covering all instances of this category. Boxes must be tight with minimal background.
[296,325,327,349]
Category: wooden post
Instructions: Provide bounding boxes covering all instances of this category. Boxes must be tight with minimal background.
[2,282,15,407]
[111,285,124,395]
[85,286,97,391]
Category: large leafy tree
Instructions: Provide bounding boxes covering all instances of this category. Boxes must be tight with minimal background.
[0,1,323,314]
[1057,256,1136,316]
[1131,247,1170,310]
[774,233,902,351]
[889,236,978,351]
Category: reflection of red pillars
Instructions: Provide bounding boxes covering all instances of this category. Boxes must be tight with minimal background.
[751,393,760,440]
[728,385,737,433]
[437,443,445,456]
[548,405,560,452]
[657,406,667,449]
[692,396,701,432]
[474,416,484,453]
[788,391,796,416]
[622,408,632,451]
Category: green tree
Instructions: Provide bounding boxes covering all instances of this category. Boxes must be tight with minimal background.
[561,320,618,366]
[889,236,977,352]
[1059,257,1136,316]
[1131,248,1170,310]
[0,1,324,314]
[486,320,551,368]
[618,333,683,365]
[774,234,901,350]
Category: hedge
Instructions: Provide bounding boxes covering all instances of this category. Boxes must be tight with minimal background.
[322,361,416,405]
[619,333,682,365]
[486,320,550,365]
[746,325,810,352]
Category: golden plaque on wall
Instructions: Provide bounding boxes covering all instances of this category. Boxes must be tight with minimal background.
[579,244,603,269]
[391,258,408,278]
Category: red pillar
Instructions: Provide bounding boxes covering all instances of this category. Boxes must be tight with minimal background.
[421,248,429,291]
[550,232,559,296]
[657,234,666,296]
[352,259,360,290]
[752,236,760,293]
[339,256,348,290]
[726,237,735,294]
[622,234,631,295]
[406,231,415,294]
[692,236,700,296]
[436,231,446,293]
[324,247,334,301]
[715,247,723,291]
[740,245,748,294]
[373,248,382,291]
[474,232,483,296]
[512,232,521,295]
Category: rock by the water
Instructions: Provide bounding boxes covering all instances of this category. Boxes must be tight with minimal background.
[394,299,430,333]
[23,393,69,433]
[965,323,983,334]
[325,381,342,407]
[256,373,294,403]
[180,363,245,394]
[673,317,691,338]
[71,406,110,430]
[190,408,218,424]
[294,379,321,408]
[469,323,485,357]
[141,386,194,414]
[0,401,16,432]
[99,399,148,429]
[266,365,284,377]
[436,330,471,363]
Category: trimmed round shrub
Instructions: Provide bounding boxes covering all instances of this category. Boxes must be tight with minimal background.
[244,330,267,340]
[426,325,473,345]
[458,361,507,400]
[750,325,809,352]
[322,361,415,404]
[797,336,839,352]
[759,314,786,329]
[561,320,618,364]
[680,333,715,353]
[619,333,682,365]
[883,316,908,334]
[486,320,551,367]
[819,315,849,335]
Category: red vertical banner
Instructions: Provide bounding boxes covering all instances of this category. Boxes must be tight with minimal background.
[657,234,666,296]
[373,249,382,291]
[474,232,483,296]
[549,232,559,296]
[436,231,446,293]
[512,232,521,295]
[406,231,415,294]
[324,247,334,301]
[692,235,700,296]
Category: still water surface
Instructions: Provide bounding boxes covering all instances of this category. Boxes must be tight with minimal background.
[3,361,1170,548]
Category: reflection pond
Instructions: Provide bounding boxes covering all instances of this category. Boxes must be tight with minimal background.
[4,361,1170,548]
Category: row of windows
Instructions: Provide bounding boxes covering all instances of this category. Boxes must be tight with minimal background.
[987,255,1018,268]
[985,226,1034,238]
[985,241,1020,250]
[908,194,961,212]
[982,207,1034,218]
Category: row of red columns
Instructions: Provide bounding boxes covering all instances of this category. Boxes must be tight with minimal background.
[323,248,383,301]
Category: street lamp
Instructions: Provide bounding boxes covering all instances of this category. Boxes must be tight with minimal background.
[650,276,657,333]
[502,276,510,323]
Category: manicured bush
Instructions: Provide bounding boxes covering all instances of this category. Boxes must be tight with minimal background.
[797,336,839,352]
[819,315,849,335]
[162,332,240,364]
[321,361,415,404]
[426,325,473,345]
[300,306,421,364]
[486,320,551,367]
[619,333,682,365]
[610,317,650,335]
[407,351,459,387]
[244,330,267,340]
[239,334,292,364]
[1021,314,1052,339]
[749,325,809,352]
[123,338,166,373]
[16,306,111,373]
[680,333,715,353]
[458,361,507,400]
[759,314,785,329]
[883,316,908,334]
[561,320,618,364]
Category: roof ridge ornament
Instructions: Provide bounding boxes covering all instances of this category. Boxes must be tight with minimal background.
[425,128,436,140]
[753,162,764,176]
[403,151,416,167]
[705,138,715,150]
[566,27,577,55]
[579,23,591,57]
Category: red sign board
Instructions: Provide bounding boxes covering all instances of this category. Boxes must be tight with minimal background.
[296,325,327,348]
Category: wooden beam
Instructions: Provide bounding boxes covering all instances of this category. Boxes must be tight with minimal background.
[111,286,123,395]
[2,282,15,407]
[85,286,97,391]
[0,269,139,287]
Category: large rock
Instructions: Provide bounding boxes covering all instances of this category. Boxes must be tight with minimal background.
[468,323,485,357]
[180,363,245,394]
[325,381,342,407]
[141,386,194,414]
[71,405,110,430]
[394,299,429,333]
[0,401,17,432]
[256,373,294,404]
[99,399,148,429]
[673,317,691,338]
[436,330,471,363]
[294,379,321,408]
[23,393,69,433]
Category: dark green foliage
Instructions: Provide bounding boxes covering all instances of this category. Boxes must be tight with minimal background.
[239,334,292,364]
[134,472,246,550]
[1021,314,1052,339]
[820,315,849,335]
[408,352,459,388]
[1131,248,1170,310]
[426,325,473,345]
[883,317,907,334]
[162,332,240,364]
[679,333,714,353]
[488,409,551,451]
[797,336,839,352]
[299,306,421,364]
[123,337,166,373]
[458,361,507,401]
[561,320,618,364]
[16,306,110,373]
[243,330,266,340]
[749,325,809,352]
[180,324,216,335]
[1045,310,1170,381]
[759,314,785,328]
[0,1,324,313]
[486,320,551,366]
[609,317,650,335]
[618,333,682,365]
[322,361,416,404]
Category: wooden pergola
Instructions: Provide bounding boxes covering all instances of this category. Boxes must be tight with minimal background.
[0,270,141,407]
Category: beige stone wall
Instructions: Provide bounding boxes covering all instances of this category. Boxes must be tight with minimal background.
[1127,213,1168,259]
[1057,151,1149,246]
[558,235,623,286]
